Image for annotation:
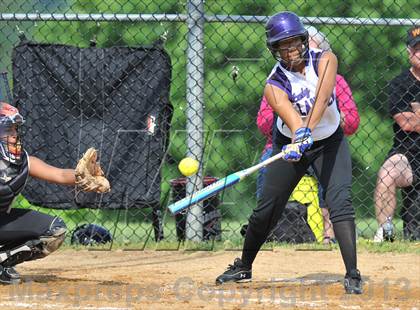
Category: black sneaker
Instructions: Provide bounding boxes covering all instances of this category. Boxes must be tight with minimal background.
[344,269,362,294]
[0,265,21,285]
[6,267,20,280]
[215,258,251,285]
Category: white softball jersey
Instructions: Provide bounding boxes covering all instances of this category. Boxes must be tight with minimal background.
[267,48,340,141]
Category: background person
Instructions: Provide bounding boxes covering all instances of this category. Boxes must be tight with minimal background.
[373,26,420,242]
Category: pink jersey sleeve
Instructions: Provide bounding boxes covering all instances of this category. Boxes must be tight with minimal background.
[336,74,360,136]
[256,96,274,138]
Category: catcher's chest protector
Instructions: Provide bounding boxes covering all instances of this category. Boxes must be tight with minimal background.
[0,153,29,212]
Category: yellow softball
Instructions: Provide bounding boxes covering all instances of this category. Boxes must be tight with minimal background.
[178,157,199,177]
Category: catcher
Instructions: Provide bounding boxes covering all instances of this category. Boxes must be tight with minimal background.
[0,102,110,285]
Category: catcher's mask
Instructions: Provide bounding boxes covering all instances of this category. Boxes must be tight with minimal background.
[265,11,309,66]
[0,102,24,165]
[70,224,112,246]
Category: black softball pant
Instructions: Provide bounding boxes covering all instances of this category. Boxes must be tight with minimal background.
[243,127,354,267]
[0,208,59,249]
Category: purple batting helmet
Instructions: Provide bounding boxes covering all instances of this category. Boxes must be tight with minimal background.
[265,12,308,62]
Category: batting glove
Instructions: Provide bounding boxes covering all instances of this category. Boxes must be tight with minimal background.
[281,143,302,162]
[294,127,313,153]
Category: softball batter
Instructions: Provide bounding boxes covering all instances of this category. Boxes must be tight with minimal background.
[216,11,362,294]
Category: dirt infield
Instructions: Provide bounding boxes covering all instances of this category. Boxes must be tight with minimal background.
[0,248,419,309]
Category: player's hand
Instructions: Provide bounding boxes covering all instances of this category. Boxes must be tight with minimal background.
[411,102,420,116]
[281,143,302,161]
[293,127,313,153]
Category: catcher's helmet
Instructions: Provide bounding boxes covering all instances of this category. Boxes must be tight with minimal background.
[70,224,112,246]
[0,102,24,165]
[265,11,309,63]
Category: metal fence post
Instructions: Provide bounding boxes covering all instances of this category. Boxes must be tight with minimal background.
[185,0,205,241]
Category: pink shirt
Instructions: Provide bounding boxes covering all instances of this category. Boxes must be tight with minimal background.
[257,74,360,151]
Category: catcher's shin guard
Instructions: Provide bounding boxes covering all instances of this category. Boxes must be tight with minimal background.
[0,217,67,267]
[0,240,42,267]
[38,217,67,257]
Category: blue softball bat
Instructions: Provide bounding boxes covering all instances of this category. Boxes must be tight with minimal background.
[168,150,286,215]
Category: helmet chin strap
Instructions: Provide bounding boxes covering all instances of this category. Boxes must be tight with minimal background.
[273,51,307,70]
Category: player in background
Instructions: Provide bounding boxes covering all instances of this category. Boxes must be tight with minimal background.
[216,11,362,294]
[256,26,360,244]
[306,25,360,243]
[0,102,108,284]
[373,26,420,242]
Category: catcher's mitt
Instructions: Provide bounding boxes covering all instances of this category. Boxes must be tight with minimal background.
[75,148,110,193]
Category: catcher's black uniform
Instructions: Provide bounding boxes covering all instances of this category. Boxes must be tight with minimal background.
[0,153,67,285]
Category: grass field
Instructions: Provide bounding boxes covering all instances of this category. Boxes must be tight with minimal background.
[14,194,414,249]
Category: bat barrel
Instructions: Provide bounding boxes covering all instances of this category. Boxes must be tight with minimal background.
[168,173,241,214]
[167,151,286,215]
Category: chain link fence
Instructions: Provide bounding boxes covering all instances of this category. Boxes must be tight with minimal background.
[0,0,418,247]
